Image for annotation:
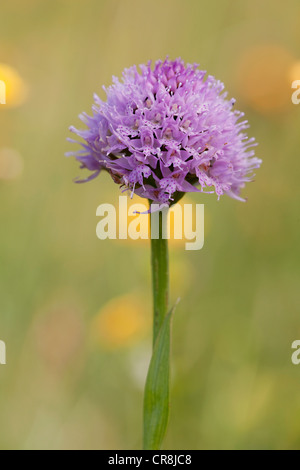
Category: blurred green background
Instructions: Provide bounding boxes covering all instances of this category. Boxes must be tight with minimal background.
[0,0,300,450]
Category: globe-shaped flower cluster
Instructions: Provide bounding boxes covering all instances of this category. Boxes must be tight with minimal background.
[68,58,261,206]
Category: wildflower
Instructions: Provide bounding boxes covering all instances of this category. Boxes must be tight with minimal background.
[68,58,261,205]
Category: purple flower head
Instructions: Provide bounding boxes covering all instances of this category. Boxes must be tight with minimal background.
[68,58,261,206]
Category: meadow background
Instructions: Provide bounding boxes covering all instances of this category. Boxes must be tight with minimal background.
[0,0,300,450]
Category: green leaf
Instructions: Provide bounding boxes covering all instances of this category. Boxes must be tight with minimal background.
[143,305,175,450]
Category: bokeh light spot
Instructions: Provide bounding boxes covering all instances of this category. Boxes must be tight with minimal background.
[236,44,294,114]
[91,294,150,350]
[0,148,24,180]
[0,63,28,108]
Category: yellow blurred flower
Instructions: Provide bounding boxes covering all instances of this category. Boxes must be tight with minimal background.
[289,60,300,83]
[235,44,295,114]
[0,63,28,108]
[91,294,150,350]
[119,195,202,248]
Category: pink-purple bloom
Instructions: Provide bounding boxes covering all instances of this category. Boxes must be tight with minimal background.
[68,58,261,206]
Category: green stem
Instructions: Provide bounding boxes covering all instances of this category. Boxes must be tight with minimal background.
[143,205,171,450]
[151,209,169,348]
